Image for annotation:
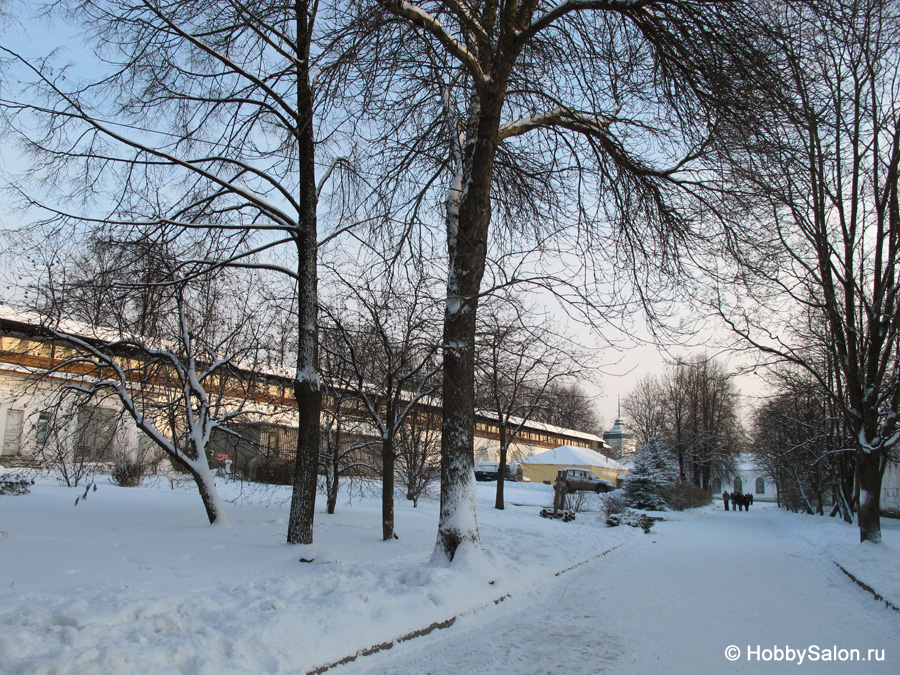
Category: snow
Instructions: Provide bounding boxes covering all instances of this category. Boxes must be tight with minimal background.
[1,474,899,674]
[474,410,605,444]
[774,508,900,612]
[521,444,625,470]
[0,475,635,673]
[339,504,900,675]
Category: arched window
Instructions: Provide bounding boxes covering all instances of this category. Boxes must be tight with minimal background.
[734,477,743,493]
[756,477,765,494]
[712,478,721,493]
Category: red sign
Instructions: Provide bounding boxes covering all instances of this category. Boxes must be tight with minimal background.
[215,453,231,462]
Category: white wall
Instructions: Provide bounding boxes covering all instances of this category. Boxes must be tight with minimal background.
[883,461,900,516]
[712,460,778,503]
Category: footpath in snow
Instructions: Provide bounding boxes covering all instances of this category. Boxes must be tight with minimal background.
[1,475,899,674]
[337,504,900,675]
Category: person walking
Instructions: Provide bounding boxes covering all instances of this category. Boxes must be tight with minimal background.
[722,491,730,511]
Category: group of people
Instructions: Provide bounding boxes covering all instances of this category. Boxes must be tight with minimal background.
[722,491,753,511]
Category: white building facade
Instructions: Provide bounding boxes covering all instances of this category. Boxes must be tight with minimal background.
[712,453,778,503]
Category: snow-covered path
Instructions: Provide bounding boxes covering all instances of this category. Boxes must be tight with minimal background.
[335,505,900,674]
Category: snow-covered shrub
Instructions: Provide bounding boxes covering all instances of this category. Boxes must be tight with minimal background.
[661,482,712,510]
[623,439,677,510]
[0,473,34,496]
[563,489,596,513]
[598,489,629,520]
[606,508,660,533]
[110,459,144,487]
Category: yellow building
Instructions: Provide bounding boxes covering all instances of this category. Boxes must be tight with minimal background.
[521,444,628,487]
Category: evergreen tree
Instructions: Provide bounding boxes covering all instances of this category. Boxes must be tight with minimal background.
[624,440,677,511]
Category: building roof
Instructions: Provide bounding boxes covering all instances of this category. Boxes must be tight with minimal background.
[521,444,626,470]
[473,408,605,445]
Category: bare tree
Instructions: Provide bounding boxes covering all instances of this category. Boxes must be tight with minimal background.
[23,228,224,342]
[531,382,603,436]
[319,329,379,515]
[346,0,772,562]
[752,368,853,518]
[475,295,589,509]
[624,354,741,490]
[622,374,668,448]
[716,0,900,542]
[675,356,742,491]
[320,263,441,539]
[395,406,442,507]
[0,0,349,543]
[27,277,277,524]
[28,389,134,489]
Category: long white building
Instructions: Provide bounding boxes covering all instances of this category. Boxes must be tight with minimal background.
[0,306,604,476]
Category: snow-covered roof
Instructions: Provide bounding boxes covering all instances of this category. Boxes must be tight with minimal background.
[0,304,127,346]
[735,452,774,474]
[474,408,605,444]
[521,444,626,470]
[0,304,297,380]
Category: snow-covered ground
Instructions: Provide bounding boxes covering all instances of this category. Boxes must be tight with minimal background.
[341,503,900,675]
[1,473,898,674]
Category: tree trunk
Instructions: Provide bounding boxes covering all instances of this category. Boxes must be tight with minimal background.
[382,433,395,540]
[432,90,505,563]
[326,465,338,515]
[495,423,507,510]
[188,459,228,526]
[289,376,321,543]
[325,423,340,515]
[326,445,338,515]
[435,296,481,562]
[857,449,885,543]
[286,1,320,545]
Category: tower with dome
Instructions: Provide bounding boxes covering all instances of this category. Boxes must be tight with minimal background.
[602,400,636,459]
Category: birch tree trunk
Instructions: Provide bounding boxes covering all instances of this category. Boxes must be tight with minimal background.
[434,89,506,562]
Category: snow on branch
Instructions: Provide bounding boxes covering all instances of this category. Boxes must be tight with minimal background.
[498,107,614,140]
[520,0,657,43]
[498,105,699,178]
[379,1,486,86]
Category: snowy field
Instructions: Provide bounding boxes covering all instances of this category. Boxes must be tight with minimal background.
[1,473,899,674]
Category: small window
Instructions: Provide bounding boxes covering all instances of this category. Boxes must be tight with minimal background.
[756,477,765,494]
[75,407,118,462]
[36,411,52,445]
[712,478,721,493]
[734,477,743,493]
